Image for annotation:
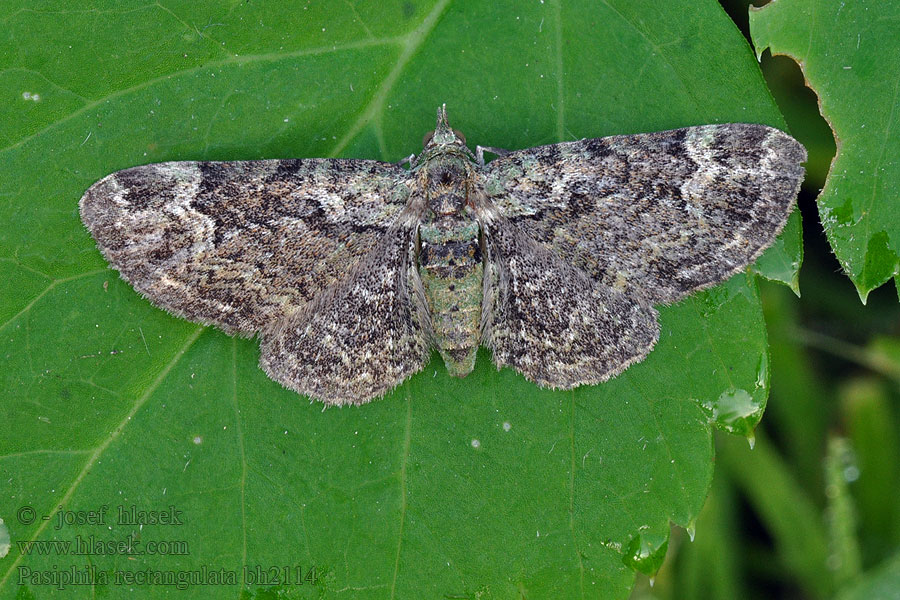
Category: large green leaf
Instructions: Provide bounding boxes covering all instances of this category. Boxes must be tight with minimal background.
[1,1,796,597]
[751,0,900,302]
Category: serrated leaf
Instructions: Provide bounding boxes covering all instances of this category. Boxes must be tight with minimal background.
[1,1,795,597]
[750,0,900,303]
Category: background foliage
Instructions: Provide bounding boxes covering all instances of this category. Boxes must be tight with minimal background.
[0,0,897,598]
[633,1,900,598]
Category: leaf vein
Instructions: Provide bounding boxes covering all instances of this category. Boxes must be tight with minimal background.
[0,38,402,157]
[0,326,204,590]
[328,0,453,158]
[389,389,413,599]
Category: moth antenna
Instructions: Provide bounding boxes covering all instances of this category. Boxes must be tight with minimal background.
[436,103,450,132]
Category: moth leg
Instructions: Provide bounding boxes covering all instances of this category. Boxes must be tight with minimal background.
[475,146,510,167]
[482,220,659,389]
[260,231,432,406]
[395,153,418,169]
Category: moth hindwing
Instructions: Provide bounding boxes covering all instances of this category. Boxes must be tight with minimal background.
[80,106,806,405]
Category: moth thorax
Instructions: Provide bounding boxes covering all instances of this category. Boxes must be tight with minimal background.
[428,192,469,217]
[426,162,468,216]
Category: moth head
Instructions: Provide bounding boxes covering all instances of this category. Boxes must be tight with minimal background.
[422,104,467,150]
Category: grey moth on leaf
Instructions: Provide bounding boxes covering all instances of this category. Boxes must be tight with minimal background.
[80,106,806,405]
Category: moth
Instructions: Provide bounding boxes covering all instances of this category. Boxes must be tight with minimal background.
[80,106,806,405]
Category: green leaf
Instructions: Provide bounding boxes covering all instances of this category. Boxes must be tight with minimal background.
[824,437,863,588]
[1,1,795,597]
[750,0,900,303]
[752,209,803,296]
[840,376,900,566]
[836,553,900,600]
[719,433,832,599]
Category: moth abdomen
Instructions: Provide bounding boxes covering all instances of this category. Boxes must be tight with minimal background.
[418,223,484,377]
